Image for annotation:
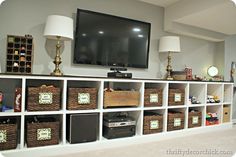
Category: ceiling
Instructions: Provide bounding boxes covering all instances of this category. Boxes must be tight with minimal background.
[139,0,180,7]
[139,0,236,41]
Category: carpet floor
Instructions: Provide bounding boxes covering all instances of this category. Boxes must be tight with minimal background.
[51,126,236,157]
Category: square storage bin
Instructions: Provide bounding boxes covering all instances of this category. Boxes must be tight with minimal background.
[27,85,61,111]
[104,91,140,108]
[67,88,97,110]
[143,112,163,134]
[0,119,17,150]
[188,111,202,128]
[223,106,230,123]
[26,117,60,147]
[167,111,185,131]
[144,89,163,107]
[168,89,185,106]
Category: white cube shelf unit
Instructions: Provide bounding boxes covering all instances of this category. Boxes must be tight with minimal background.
[0,74,233,157]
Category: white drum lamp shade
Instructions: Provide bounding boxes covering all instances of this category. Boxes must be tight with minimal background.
[44,15,73,40]
[159,36,180,53]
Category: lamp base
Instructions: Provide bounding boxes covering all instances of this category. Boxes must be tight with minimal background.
[166,76,173,80]
[51,70,63,76]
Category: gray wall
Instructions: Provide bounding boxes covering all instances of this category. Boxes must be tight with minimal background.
[224,35,236,120]
[0,0,218,79]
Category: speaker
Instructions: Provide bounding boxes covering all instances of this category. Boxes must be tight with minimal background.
[67,113,99,144]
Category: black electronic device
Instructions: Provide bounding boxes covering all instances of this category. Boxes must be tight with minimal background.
[107,67,132,78]
[103,114,136,139]
[66,113,99,144]
[107,72,132,78]
[73,8,151,69]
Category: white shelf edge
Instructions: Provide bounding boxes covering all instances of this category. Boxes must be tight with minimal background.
[65,109,101,114]
[0,112,22,116]
[167,105,187,109]
[143,106,166,110]
[206,103,222,106]
[103,108,142,112]
[23,111,64,115]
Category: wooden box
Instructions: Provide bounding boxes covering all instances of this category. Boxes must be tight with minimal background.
[167,111,185,131]
[223,106,230,123]
[6,35,33,74]
[26,118,60,148]
[27,85,61,111]
[0,120,17,150]
[168,89,185,106]
[171,71,186,80]
[104,91,140,108]
[144,89,163,107]
[67,88,97,110]
[188,111,202,128]
[143,112,163,134]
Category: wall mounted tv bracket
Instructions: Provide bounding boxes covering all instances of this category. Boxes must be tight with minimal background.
[107,67,132,79]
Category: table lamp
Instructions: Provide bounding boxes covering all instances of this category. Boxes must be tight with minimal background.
[44,15,73,76]
[159,36,181,80]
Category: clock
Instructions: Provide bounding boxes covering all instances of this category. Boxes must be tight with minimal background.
[207,66,218,77]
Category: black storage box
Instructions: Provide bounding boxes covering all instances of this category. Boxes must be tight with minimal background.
[66,113,99,144]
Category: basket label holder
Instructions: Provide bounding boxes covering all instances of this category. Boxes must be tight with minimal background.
[39,93,53,104]
[37,128,51,141]
[174,118,181,127]
[174,93,181,102]
[78,93,90,104]
[192,116,199,124]
[150,94,158,103]
[150,120,159,129]
[0,130,7,143]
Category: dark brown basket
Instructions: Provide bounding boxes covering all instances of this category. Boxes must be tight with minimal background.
[0,123,17,150]
[67,88,97,110]
[188,111,202,128]
[143,112,163,134]
[26,121,60,147]
[168,89,185,106]
[144,89,163,107]
[167,112,185,131]
[27,85,61,111]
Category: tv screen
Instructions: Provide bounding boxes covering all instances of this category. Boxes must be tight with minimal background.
[73,9,151,68]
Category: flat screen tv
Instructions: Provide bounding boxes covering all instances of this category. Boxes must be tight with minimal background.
[73,9,151,68]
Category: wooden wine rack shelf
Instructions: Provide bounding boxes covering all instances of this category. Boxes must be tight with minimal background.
[6,35,33,74]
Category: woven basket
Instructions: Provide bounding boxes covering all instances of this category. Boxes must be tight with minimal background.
[104,91,140,108]
[188,111,202,128]
[27,85,61,111]
[143,112,163,134]
[144,89,163,107]
[168,89,185,106]
[67,88,97,110]
[167,112,185,131]
[26,119,60,147]
[0,123,17,150]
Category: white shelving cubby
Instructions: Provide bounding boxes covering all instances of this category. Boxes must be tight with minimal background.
[0,74,233,157]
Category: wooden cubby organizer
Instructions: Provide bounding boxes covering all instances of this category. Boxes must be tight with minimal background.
[0,74,233,157]
[6,35,33,74]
